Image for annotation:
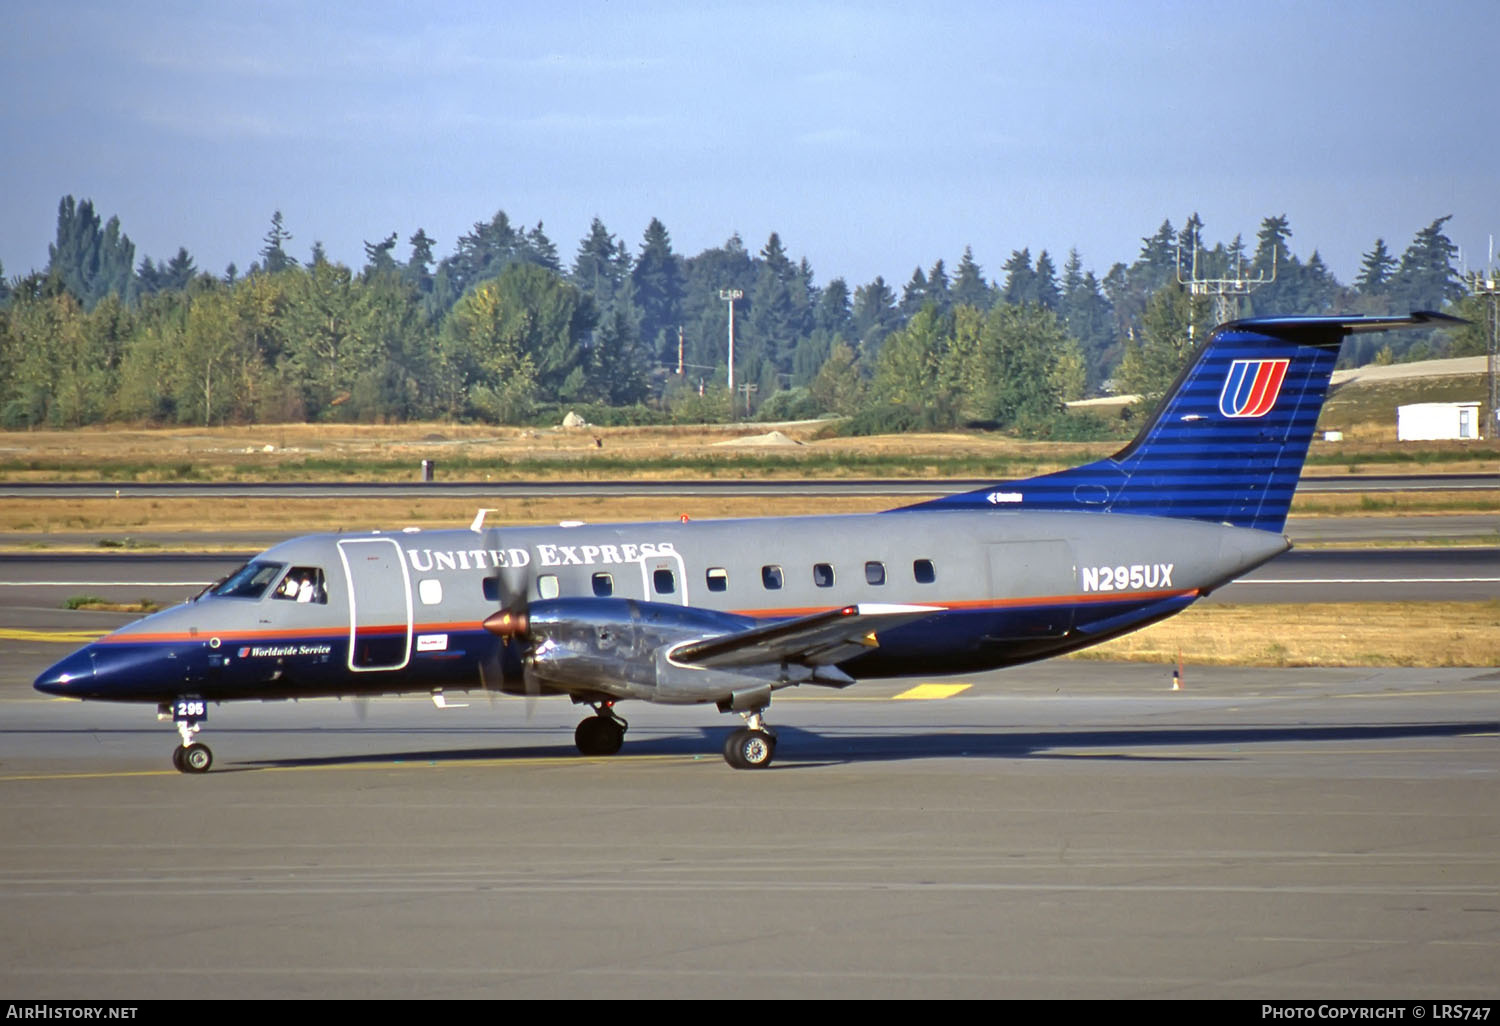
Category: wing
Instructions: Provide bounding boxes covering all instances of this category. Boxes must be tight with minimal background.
[667,603,941,669]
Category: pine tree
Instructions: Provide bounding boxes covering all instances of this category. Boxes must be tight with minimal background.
[631,218,684,364]
[363,232,399,277]
[46,196,136,308]
[1135,219,1178,292]
[851,276,897,356]
[925,259,951,313]
[403,229,436,296]
[571,218,632,314]
[526,221,561,272]
[951,246,990,309]
[1033,250,1060,311]
[259,211,297,273]
[814,277,853,337]
[899,266,929,317]
[1000,248,1036,306]
[1355,238,1397,295]
[163,248,198,290]
[1390,216,1462,312]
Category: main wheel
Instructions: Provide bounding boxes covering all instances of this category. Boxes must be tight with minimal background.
[724,728,775,770]
[574,716,624,756]
[179,743,213,774]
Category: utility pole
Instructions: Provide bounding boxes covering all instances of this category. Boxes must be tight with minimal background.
[1470,267,1500,439]
[719,289,743,415]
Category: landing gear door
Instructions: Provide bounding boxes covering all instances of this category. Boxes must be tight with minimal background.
[337,537,413,672]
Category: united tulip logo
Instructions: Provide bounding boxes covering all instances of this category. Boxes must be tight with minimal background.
[1219,358,1289,418]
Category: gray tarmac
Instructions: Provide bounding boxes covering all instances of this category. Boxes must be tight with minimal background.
[2,656,1498,999]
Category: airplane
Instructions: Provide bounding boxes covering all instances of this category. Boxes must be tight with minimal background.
[33,312,1458,772]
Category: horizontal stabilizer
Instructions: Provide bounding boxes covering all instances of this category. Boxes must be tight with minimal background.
[668,603,942,670]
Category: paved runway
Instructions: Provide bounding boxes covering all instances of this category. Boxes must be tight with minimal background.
[2,663,1497,999]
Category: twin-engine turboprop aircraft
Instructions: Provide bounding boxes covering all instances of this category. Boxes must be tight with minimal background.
[35,314,1455,771]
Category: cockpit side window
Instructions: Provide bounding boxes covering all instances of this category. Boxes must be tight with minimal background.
[211,562,287,599]
[273,566,328,604]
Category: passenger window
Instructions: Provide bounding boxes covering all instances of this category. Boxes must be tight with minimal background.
[813,563,834,588]
[913,559,936,584]
[762,565,784,590]
[418,579,442,605]
[653,568,676,595]
[865,561,886,586]
[538,575,560,599]
[483,577,500,602]
[706,567,728,592]
[273,566,327,604]
[592,572,613,597]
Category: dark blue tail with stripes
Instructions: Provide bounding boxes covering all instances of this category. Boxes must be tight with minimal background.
[900,313,1458,534]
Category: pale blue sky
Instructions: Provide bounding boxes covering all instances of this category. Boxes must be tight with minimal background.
[3,0,1496,290]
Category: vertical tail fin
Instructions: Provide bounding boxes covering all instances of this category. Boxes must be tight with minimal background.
[902,313,1462,533]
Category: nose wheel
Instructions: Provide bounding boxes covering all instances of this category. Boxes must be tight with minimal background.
[164,699,213,774]
[172,741,213,773]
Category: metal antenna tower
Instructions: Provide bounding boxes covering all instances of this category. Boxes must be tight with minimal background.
[1176,241,1276,338]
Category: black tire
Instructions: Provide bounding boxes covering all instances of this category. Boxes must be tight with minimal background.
[171,746,186,772]
[724,729,774,770]
[180,743,212,774]
[575,717,623,756]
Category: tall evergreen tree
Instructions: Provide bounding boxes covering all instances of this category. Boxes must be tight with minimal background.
[362,232,399,277]
[631,217,685,364]
[1000,248,1037,306]
[1390,216,1462,311]
[951,246,990,309]
[925,259,951,313]
[259,211,297,273]
[571,217,632,314]
[814,276,853,338]
[526,221,561,273]
[899,266,929,318]
[403,229,436,296]
[1134,219,1178,292]
[851,276,898,356]
[1033,250,1060,311]
[1355,238,1397,295]
[46,196,136,308]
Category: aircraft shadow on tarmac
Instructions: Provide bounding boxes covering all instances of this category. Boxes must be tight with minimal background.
[198,719,1500,772]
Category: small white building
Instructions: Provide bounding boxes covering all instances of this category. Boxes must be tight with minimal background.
[1396,402,1483,441]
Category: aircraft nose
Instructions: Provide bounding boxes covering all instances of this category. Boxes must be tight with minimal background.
[34,648,96,696]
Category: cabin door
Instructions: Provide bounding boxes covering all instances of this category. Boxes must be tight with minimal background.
[337,537,413,671]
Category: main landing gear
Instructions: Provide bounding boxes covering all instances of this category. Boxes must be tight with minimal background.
[574,702,628,756]
[723,709,776,770]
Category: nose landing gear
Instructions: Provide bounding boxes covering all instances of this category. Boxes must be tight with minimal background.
[162,699,213,774]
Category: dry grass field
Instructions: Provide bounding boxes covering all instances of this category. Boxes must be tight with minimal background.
[1070,601,1500,669]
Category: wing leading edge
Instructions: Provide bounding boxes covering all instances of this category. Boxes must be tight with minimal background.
[667,603,943,670]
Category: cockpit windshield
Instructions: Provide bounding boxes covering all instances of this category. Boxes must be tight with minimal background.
[211,561,287,599]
